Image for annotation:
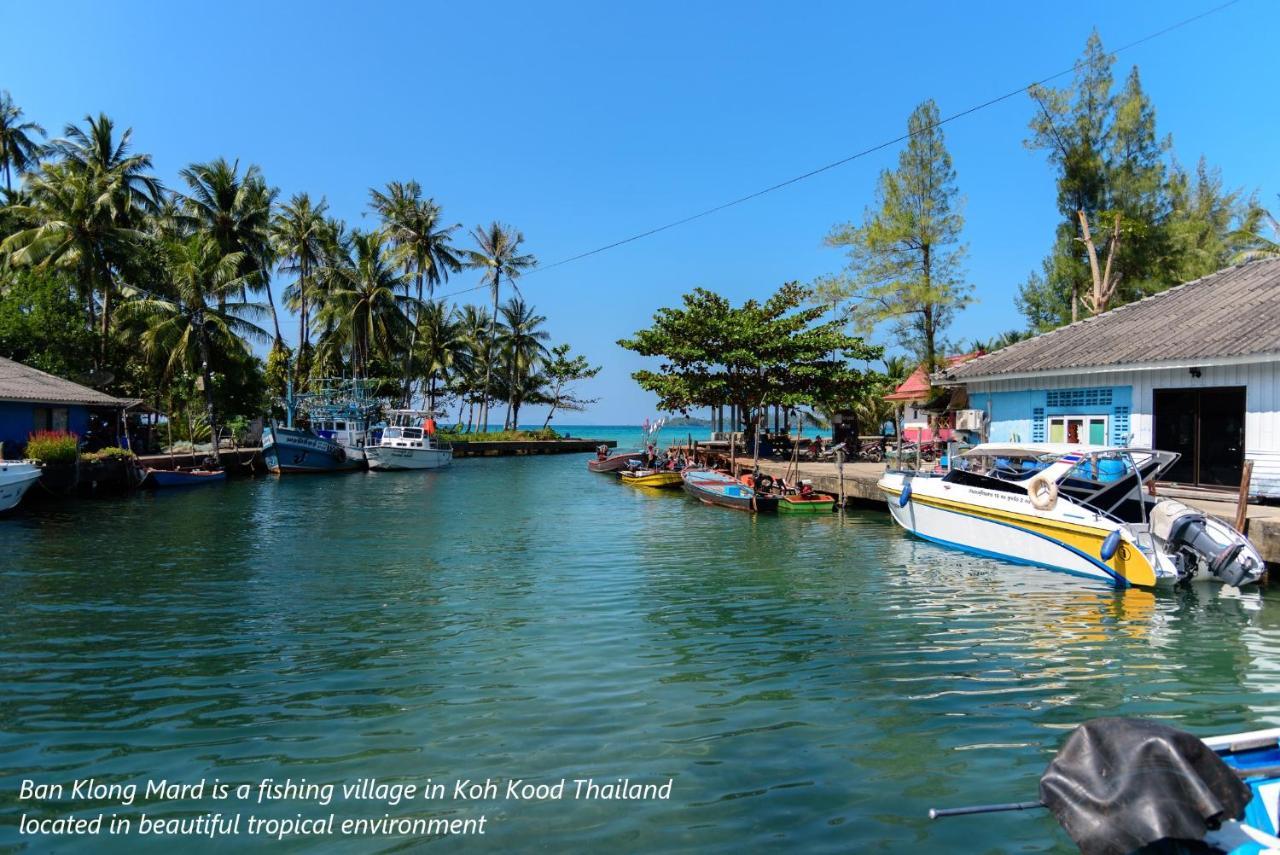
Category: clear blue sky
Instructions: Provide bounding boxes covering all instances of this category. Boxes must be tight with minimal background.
[3,1,1275,424]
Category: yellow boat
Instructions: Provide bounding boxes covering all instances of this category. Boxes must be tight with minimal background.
[619,469,683,489]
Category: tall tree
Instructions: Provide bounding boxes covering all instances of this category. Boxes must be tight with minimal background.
[497,297,550,429]
[118,236,270,464]
[824,99,970,368]
[462,222,535,431]
[1231,194,1278,265]
[313,230,413,379]
[178,158,281,342]
[414,301,470,414]
[271,193,327,385]
[0,91,45,193]
[369,181,461,402]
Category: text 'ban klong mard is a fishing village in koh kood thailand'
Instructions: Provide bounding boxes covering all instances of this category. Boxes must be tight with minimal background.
[5,2,1280,853]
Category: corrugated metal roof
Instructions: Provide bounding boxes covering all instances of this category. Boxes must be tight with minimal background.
[940,259,1280,382]
[0,357,126,406]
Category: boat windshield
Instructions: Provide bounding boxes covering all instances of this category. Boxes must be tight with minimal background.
[403,428,423,439]
[384,427,402,439]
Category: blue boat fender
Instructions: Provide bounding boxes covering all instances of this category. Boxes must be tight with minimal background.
[1100,530,1122,561]
[898,482,912,507]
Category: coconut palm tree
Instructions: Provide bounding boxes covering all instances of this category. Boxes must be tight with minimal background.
[415,301,470,413]
[497,297,549,429]
[271,192,328,385]
[177,158,281,342]
[313,230,414,380]
[369,181,462,401]
[462,222,536,431]
[451,304,493,431]
[0,91,45,193]
[118,235,271,464]
[1233,200,1280,263]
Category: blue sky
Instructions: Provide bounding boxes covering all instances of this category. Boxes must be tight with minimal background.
[3,1,1275,424]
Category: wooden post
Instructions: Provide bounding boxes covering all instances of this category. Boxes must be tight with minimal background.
[837,446,846,508]
[1234,460,1254,534]
[730,433,737,476]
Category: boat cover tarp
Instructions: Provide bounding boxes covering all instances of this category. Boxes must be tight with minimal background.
[1039,718,1251,855]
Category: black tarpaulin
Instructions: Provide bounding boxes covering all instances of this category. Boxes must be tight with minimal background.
[1039,718,1252,855]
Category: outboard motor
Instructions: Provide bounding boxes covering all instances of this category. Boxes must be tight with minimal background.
[1166,512,1263,587]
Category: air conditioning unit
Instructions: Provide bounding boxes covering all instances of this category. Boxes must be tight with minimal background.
[955,409,986,431]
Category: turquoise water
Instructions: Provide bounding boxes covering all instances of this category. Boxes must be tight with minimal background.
[2,430,1280,852]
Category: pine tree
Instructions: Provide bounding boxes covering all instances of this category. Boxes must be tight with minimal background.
[824,99,971,369]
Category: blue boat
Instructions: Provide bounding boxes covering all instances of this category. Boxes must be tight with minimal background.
[264,379,377,474]
[681,468,777,512]
[145,467,227,488]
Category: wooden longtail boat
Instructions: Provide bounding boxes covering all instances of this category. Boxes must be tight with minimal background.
[619,469,683,489]
[681,469,777,512]
[587,450,644,473]
[145,467,227,488]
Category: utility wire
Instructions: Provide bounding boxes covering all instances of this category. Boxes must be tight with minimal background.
[430,0,1243,303]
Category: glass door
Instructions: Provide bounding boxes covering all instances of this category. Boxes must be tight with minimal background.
[1152,387,1246,487]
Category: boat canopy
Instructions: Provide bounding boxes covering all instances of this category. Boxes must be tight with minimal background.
[960,442,1132,459]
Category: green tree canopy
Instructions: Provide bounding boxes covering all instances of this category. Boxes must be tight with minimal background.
[618,282,882,428]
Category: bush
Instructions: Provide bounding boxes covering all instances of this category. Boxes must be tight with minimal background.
[25,430,80,464]
[82,446,136,462]
[437,428,563,443]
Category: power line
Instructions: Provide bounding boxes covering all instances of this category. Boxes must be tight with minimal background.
[430,0,1243,303]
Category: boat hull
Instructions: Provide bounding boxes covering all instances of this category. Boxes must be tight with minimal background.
[878,472,1158,588]
[146,468,227,488]
[367,445,452,470]
[681,471,777,512]
[588,453,643,473]
[263,426,365,474]
[0,462,41,512]
[620,470,683,489]
[778,495,835,514]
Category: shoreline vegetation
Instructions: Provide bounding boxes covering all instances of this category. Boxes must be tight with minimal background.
[0,97,602,460]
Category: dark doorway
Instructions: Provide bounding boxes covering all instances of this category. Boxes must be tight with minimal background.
[1152,386,1246,487]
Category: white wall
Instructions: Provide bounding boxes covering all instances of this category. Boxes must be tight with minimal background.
[967,360,1280,497]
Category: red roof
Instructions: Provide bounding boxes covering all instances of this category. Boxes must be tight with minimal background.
[883,353,981,403]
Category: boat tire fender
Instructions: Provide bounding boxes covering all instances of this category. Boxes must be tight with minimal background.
[1027,473,1058,511]
[756,474,773,491]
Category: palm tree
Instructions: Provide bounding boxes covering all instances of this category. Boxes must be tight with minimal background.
[0,91,45,193]
[497,297,550,429]
[118,235,270,464]
[452,304,492,431]
[1233,199,1280,263]
[1,161,148,364]
[177,158,281,342]
[462,222,536,431]
[271,193,328,385]
[415,301,470,413]
[369,181,462,402]
[313,230,413,380]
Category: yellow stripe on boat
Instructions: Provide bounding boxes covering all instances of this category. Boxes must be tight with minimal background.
[621,471,683,489]
[881,487,1157,587]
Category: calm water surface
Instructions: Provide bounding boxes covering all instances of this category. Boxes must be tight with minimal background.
[3,432,1280,852]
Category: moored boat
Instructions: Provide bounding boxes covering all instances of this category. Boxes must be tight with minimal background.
[587,446,644,473]
[366,410,452,470]
[264,379,376,474]
[145,467,227,488]
[619,469,683,489]
[878,442,1265,589]
[0,460,42,512]
[681,468,777,512]
[777,492,835,514]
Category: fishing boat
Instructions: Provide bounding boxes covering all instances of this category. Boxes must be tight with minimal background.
[777,491,835,514]
[587,446,644,473]
[366,410,452,470]
[145,466,227,488]
[619,469,683,489]
[878,443,1264,589]
[263,379,376,474]
[931,717,1280,854]
[0,460,42,512]
[681,468,777,512]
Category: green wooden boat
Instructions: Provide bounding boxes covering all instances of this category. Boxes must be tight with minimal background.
[777,494,835,514]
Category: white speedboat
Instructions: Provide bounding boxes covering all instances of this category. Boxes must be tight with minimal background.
[877,443,1264,589]
[0,460,42,512]
[366,410,452,471]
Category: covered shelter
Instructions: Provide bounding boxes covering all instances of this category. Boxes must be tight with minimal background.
[0,356,131,457]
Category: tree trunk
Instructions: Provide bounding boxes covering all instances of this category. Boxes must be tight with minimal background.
[195,309,221,466]
[479,273,500,432]
[296,257,308,387]
[263,271,284,345]
[98,258,115,369]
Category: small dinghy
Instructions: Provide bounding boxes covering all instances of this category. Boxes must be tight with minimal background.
[681,469,777,512]
[777,491,835,514]
[619,469,683,489]
[930,717,1280,853]
[145,467,227,488]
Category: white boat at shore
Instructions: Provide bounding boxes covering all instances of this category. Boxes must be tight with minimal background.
[0,460,42,512]
[366,410,452,471]
[877,442,1265,589]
